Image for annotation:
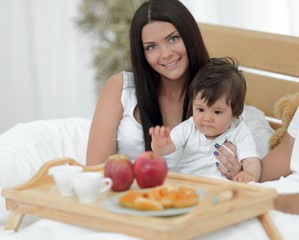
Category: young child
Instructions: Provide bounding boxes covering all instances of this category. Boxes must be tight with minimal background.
[150,57,261,183]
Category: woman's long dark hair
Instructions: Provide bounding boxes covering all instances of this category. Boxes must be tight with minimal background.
[130,0,210,150]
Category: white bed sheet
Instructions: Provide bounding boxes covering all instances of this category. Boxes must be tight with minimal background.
[0,108,298,240]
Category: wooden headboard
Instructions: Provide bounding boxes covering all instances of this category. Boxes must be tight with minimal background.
[199,23,299,128]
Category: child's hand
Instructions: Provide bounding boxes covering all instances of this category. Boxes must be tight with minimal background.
[232,171,256,183]
[149,126,172,148]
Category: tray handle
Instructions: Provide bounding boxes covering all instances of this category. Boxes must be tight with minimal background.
[14,157,105,190]
[13,157,83,190]
[43,157,105,172]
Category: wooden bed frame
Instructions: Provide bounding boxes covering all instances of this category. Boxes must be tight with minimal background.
[199,23,299,129]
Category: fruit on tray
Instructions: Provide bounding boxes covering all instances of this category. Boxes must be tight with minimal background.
[133,151,168,189]
[104,154,134,192]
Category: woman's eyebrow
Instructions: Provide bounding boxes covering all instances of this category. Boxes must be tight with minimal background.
[143,31,179,45]
[165,30,179,39]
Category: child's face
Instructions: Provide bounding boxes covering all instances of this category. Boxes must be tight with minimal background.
[192,92,234,140]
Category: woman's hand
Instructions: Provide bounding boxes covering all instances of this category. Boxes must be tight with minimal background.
[214,141,242,180]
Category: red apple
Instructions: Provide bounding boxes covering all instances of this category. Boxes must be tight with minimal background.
[133,151,168,189]
[104,154,134,192]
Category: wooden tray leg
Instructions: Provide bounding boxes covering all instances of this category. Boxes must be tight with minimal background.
[4,211,24,231]
[258,213,282,240]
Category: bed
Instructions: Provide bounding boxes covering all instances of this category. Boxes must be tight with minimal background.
[1,23,299,240]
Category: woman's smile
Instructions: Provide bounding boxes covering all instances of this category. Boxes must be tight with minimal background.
[161,57,181,68]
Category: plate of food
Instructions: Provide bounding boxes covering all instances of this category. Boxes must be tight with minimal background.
[103,185,205,217]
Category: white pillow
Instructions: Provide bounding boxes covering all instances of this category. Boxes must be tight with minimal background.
[0,118,91,223]
[241,105,274,158]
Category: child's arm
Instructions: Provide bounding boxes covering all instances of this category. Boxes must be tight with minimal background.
[233,157,261,183]
[149,126,176,156]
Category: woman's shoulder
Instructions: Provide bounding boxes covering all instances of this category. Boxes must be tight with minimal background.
[121,71,135,88]
[102,71,134,93]
[119,71,137,109]
[101,71,136,110]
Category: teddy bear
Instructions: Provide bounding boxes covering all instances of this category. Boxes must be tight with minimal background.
[269,92,299,150]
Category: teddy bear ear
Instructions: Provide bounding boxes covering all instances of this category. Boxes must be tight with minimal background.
[273,95,290,119]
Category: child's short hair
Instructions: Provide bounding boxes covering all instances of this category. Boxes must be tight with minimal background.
[188,57,246,117]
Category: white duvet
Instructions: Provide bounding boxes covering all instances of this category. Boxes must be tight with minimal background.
[0,106,299,240]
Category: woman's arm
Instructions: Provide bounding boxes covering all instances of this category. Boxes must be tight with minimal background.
[86,73,124,166]
[274,194,299,214]
[260,132,294,182]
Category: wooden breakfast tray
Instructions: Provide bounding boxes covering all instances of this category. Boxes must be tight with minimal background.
[2,157,282,240]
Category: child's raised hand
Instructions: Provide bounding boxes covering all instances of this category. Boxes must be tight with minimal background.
[149,126,172,148]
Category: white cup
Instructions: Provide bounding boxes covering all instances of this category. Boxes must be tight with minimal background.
[49,165,84,197]
[72,172,112,204]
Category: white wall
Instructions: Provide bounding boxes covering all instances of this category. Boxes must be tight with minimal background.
[0,0,97,134]
[181,0,299,36]
[0,0,298,134]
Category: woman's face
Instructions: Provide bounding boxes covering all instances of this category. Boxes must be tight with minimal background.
[142,21,189,81]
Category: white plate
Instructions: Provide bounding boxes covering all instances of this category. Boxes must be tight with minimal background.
[103,189,205,217]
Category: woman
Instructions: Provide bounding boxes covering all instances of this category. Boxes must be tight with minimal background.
[86,0,240,173]
[261,107,299,214]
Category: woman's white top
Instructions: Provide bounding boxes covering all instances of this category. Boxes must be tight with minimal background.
[170,117,260,177]
[116,71,179,170]
[288,107,299,173]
